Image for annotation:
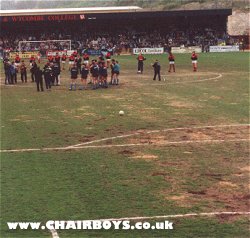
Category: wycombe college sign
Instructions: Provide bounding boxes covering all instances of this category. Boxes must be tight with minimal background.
[1,14,85,22]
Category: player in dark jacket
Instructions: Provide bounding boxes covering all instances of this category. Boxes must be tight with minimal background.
[20,60,27,83]
[54,53,61,68]
[4,58,11,84]
[90,61,99,90]
[110,59,115,85]
[35,67,44,92]
[99,62,108,88]
[76,55,82,74]
[98,55,105,64]
[152,59,161,81]
[30,61,38,82]
[43,63,53,90]
[52,62,61,86]
[80,64,89,90]
[10,62,17,84]
[69,64,78,91]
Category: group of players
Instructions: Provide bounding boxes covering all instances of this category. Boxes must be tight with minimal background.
[3,51,121,92]
[3,55,26,85]
[68,53,120,91]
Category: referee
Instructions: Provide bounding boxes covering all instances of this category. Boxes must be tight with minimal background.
[152,59,161,81]
[35,67,44,92]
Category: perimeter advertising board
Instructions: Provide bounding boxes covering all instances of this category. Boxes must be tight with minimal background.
[46,50,75,56]
[133,48,164,55]
[171,46,202,53]
[209,45,239,52]
[9,51,39,58]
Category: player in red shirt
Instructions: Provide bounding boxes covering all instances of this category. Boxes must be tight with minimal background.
[69,54,75,70]
[30,55,36,67]
[83,53,90,66]
[37,52,41,63]
[54,53,61,64]
[137,53,146,74]
[48,55,54,63]
[106,52,111,68]
[54,53,61,74]
[61,54,67,70]
[73,51,78,58]
[191,51,198,72]
[14,54,21,69]
[168,52,175,73]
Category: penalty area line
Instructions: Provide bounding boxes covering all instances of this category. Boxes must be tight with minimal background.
[93,211,250,222]
[53,138,250,150]
[48,211,250,237]
[0,138,249,153]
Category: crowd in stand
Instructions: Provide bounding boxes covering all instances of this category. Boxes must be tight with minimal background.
[1,26,240,56]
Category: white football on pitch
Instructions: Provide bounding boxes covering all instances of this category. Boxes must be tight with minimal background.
[119,110,125,116]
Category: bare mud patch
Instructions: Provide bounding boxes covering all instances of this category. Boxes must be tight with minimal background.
[210,95,222,100]
[130,154,158,161]
[241,166,250,172]
[218,181,238,188]
[169,101,196,109]
[77,106,91,111]
[126,125,249,146]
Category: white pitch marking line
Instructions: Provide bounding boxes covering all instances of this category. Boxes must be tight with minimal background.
[0,148,41,152]
[47,211,250,237]
[47,138,250,150]
[161,72,220,77]
[88,211,250,222]
[159,73,222,85]
[1,139,249,153]
[131,72,222,86]
[49,228,60,238]
[68,132,142,148]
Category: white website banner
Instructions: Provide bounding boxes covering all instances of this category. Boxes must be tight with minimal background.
[7,220,174,230]
[209,45,239,52]
[171,46,202,54]
[133,48,164,55]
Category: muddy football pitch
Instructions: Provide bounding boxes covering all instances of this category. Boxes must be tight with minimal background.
[1,52,249,237]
